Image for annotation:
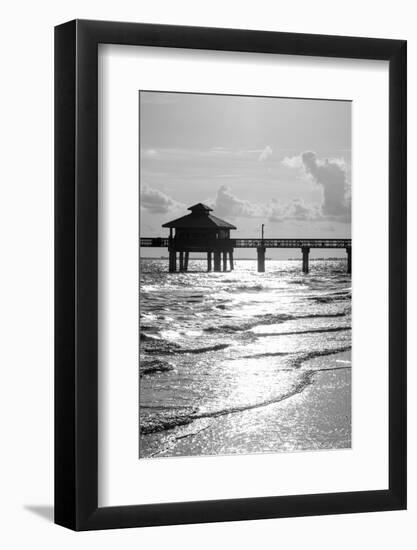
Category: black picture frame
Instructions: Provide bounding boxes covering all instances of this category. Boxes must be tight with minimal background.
[55,19,407,531]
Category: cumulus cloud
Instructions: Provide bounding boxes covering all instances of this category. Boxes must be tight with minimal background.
[269,198,321,223]
[213,185,319,222]
[282,151,350,221]
[258,145,273,162]
[281,155,303,169]
[301,151,350,219]
[213,185,263,218]
[140,184,184,214]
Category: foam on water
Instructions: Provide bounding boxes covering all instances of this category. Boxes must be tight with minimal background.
[139,258,351,457]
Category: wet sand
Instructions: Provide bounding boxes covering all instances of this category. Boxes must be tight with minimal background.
[142,350,351,458]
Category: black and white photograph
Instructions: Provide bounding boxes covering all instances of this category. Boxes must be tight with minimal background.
[0,0,410,542]
[139,91,352,459]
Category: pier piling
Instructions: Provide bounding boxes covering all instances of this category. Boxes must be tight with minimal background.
[346,247,351,274]
[302,246,310,274]
[184,252,189,272]
[214,251,221,272]
[257,247,266,272]
[229,250,234,271]
[207,251,212,272]
[222,251,227,271]
[169,250,176,273]
[179,251,184,272]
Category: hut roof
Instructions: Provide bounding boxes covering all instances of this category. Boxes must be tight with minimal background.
[162,203,237,229]
[188,203,213,213]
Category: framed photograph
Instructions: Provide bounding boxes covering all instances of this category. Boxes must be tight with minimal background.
[55,19,406,530]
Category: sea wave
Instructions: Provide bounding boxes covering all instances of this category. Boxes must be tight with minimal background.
[252,326,351,338]
[290,345,352,369]
[141,337,230,355]
[141,338,182,355]
[140,359,174,377]
[308,291,351,304]
[140,354,351,436]
[174,343,230,354]
[140,407,198,435]
[140,371,315,435]
[139,259,352,452]
[232,284,266,292]
[202,312,346,334]
[239,345,350,362]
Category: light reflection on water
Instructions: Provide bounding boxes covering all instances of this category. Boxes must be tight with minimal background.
[139,259,351,458]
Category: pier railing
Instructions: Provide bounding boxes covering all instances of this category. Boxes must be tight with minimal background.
[234,238,351,248]
[140,237,169,247]
[140,236,351,273]
[140,237,351,249]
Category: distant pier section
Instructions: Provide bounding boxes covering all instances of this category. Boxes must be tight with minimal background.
[141,203,351,274]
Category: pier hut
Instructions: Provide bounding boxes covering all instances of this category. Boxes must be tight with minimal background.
[142,204,351,273]
[162,203,236,272]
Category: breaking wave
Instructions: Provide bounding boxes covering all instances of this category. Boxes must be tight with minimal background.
[253,326,351,338]
[141,337,230,355]
[140,359,174,377]
[202,312,346,334]
[140,371,314,435]
[140,345,351,435]
[139,258,352,454]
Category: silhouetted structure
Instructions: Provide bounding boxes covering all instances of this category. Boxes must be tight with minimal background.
[141,204,352,273]
[162,203,236,272]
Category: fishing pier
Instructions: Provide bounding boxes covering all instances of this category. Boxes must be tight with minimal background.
[141,203,351,274]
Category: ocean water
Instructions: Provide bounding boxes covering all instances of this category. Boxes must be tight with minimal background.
[139,258,351,458]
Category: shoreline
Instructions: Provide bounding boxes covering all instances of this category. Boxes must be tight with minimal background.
[140,350,351,458]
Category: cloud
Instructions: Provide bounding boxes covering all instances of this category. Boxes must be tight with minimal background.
[281,155,303,169]
[269,198,321,223]
[140,184,184,214]
[259,145,273,162]
[282,151,350,221]
[213,185,319,222]
[301,152,350,219]
[213,185,263,218]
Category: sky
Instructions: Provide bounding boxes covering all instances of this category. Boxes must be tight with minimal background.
[140,91,351,259]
